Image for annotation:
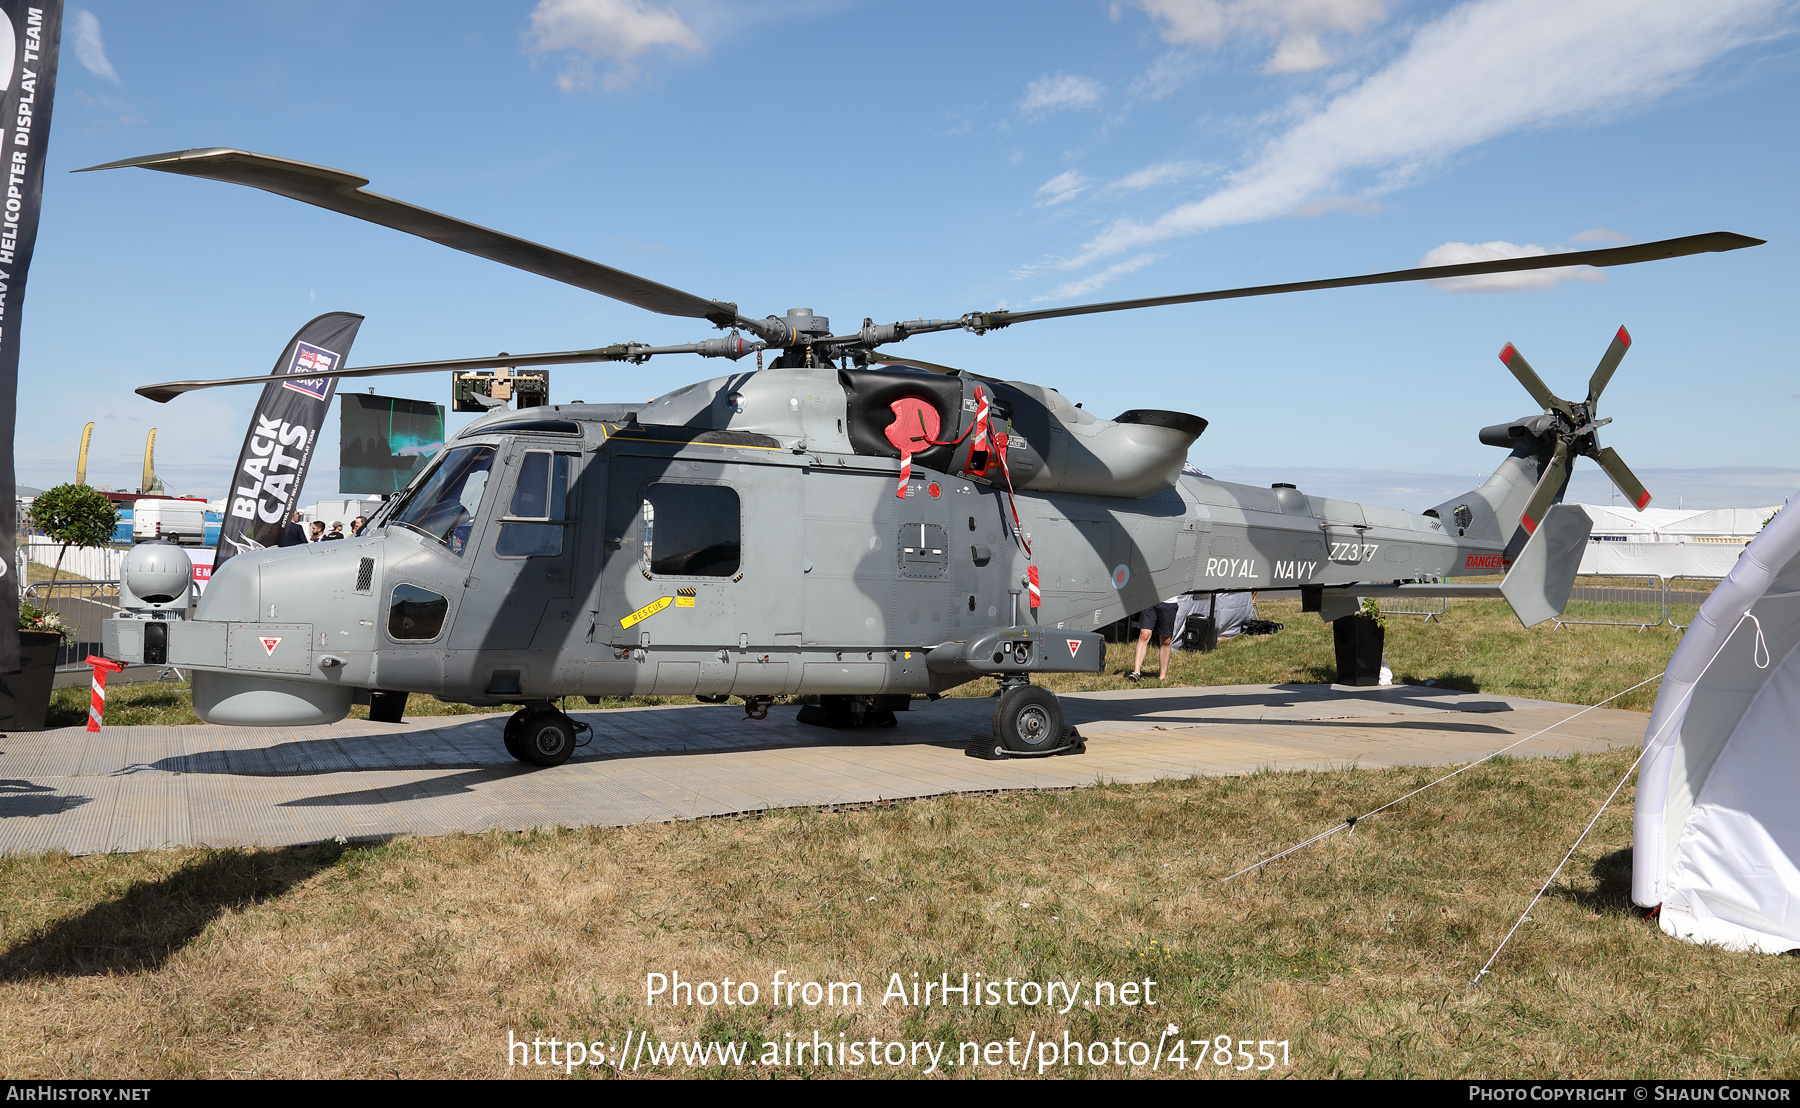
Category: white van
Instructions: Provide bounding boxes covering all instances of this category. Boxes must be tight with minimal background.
[132,497,207,546]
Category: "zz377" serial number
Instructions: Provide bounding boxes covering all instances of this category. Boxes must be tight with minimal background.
[1330,542,1379,562]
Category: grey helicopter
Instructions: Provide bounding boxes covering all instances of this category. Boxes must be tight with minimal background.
[89,147,1763,766]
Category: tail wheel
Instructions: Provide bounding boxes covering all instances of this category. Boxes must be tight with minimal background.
[993,685,1064,753]
[518,711,577,767]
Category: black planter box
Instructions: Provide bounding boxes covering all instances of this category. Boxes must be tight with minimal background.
[1332,614,1385,687]
[0,631,64,731]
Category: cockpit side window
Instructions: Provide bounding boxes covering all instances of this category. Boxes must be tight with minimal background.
[497,451,574,558]
[387,445,496,556]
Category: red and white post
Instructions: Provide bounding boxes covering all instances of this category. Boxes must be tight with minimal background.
[85,656,127,733]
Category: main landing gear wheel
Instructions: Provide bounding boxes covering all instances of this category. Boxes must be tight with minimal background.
[993,684,1064,754]
[503,709,528,759]
[516,710,578,767]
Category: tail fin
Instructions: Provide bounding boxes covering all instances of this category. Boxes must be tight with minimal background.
[1428,435,1563,557]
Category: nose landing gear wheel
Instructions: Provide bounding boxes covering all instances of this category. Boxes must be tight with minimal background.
[993,684,1064,754]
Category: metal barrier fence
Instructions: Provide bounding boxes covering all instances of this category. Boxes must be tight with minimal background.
[21,579,121,670]
[1377,593,1447,621]
[1381,574,1723,631]
[1664,576,1723,631]
[1554,574,1668,630]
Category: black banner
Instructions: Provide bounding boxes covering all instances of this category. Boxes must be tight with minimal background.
[0,1,61,676]
[215,312,364,572]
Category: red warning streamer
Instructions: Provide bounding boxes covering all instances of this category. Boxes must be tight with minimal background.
[86,655,127,733]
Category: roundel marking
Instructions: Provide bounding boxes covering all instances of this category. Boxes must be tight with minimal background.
[1112,564,1130,589]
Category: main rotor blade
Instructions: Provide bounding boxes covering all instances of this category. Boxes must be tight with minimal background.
[1595,446,1652,511]
[965,233,1763,331]
[1498,343,1572,417]
[79,148,743,325]
[1587,325,1632,406]
[135,345,658,404]
[1520,440,1571,537]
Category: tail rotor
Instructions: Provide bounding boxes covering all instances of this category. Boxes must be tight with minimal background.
[1499,326,1651,534]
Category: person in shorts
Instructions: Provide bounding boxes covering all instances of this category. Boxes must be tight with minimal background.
[1130,597,1181,680]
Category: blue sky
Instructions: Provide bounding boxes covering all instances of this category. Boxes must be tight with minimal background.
[18,0,1800,509]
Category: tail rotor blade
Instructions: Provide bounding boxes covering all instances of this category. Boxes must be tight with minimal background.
[1595,446,1652,510]
[1520,440,1570,536]
[1587,325,1632,406]
[1500,343,1572,417]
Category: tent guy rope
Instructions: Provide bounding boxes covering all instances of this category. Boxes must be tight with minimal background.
[1217,671,1667,886]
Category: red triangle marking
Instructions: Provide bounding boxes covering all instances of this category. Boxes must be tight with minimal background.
[260,636,282,656]
[1067,639,1081,658]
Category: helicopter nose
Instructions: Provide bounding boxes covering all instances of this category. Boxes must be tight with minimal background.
[184,540,387,726]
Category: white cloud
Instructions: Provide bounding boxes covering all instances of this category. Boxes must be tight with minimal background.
[1040,254,1163,301]
[1018,72,1105,117]
[1064,0,1789,269]
[1129,50,1205,99]
[1134,0,1387,73]
[523,0,703,93]
[1105,160,1216,193]
[1420,241,1605,293]
[72,10,119,83]
[1034,170,1092,207]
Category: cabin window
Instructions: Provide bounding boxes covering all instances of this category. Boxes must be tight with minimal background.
[497,451,574,557]
[387,445,495,556]
[642,483,740,577]
[388,583,448,640]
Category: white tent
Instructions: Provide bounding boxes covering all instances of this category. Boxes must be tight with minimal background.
[1632,497,1799,952]
[1578,503,1778,579]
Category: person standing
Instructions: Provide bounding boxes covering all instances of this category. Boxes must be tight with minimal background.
[324,521,345,541]
[1129,596,1181,681]
[279,510,308,548]
[309,520,325,543]
[350,515,368,538]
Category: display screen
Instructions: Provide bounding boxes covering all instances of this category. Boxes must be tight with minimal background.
[339,394,446,495]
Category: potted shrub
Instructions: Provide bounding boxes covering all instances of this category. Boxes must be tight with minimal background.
[3,602,69,731]
[1332,597,1387,687]
[27,482,120,589]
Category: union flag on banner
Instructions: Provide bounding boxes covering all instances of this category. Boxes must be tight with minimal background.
[281,341,338,400]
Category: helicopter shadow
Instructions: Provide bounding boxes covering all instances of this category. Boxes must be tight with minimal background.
[1058,682,1517,721]
[131,703,987,787]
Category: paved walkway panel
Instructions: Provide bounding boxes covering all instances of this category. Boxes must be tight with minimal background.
[0,684,1647,855]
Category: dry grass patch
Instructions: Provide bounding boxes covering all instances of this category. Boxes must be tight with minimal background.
[2,751,1795,1079]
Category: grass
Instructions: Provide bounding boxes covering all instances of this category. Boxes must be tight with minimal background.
[0,751,1792,1079]
[4,591,1757,1079]
[48,595,1683,728]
